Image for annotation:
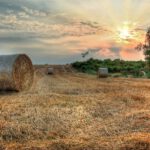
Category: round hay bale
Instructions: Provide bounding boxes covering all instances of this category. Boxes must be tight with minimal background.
[140,71,146,77]
[0,54,34,91]
[47,67,54,75]
[98,68,109,78]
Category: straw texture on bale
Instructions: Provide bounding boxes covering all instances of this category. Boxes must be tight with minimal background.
[0,54,34,91]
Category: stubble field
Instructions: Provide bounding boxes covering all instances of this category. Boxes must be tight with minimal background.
[1,65,150,150]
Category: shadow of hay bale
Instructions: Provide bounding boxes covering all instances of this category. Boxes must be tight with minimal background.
[0,90,19,96]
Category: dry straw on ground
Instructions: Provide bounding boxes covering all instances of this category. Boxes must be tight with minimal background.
[0,54,34,91]
[1,65,150,149]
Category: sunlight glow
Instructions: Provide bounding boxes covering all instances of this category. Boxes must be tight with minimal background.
[119,27,131,40]
[116,21,139,43]
[118,21,134,41]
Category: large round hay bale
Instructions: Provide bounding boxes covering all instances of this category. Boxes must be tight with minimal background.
[0,54,34,91]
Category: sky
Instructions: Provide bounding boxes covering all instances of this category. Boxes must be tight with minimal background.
[0,0,149,64]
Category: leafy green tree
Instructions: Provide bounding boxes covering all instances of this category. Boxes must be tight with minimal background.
[136,27,150,69]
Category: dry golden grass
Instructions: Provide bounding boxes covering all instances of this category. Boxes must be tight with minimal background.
[1,65,150,149]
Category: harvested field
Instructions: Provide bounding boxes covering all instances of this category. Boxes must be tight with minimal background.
[1,65,150,150]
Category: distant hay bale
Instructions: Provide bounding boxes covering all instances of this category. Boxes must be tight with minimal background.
[0,54,34,91]
[47,67,54,75]
[98,68,109,78]
[140,71,146,77]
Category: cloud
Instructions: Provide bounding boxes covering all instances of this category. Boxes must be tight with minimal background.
[98,48,118,59]
[120,48,144,61]
[83,47,101,53]
[80,21,112,33]
[0,11,111,42]
[22,7,48,17]
[0,0,148,63]
[79,46,120,60]
[80,21,100,29]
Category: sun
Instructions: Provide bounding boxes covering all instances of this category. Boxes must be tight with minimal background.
[116,22,137,43]
[119,27,131,40]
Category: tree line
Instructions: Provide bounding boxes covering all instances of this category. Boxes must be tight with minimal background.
[72,58,145,77]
